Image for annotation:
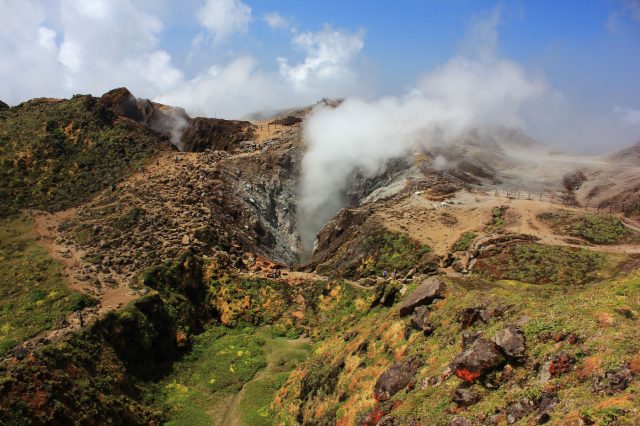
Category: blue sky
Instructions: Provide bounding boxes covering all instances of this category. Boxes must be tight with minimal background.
[156,0,640,102]
[0,0,639,150]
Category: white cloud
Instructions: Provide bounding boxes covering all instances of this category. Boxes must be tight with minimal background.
[416,56,547,128]
[278,25,364,94]
[264,12,288,30]
[155,56,290,118]
[0,0,65,102]
[462,6,501,60]
[614,106,640,125]
[157,25,367,119]
[0,0,186,103]
[622,0,640,21]
[197,0,251,43]
[55,0,183,98]
[297,56,549,250]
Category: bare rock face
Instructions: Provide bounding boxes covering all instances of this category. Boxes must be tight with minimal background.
[494,325,526,362]
[398,277,445,317]
[99,87,143,121]
[180,117,253,152]
[374,357,422,401]
[0,100,8,110]
[450,338,506,383]
[270,115,302,126]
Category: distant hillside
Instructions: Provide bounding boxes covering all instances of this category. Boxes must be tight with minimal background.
[606,140,640,164]
[0,88,259,217]
[0,93,172,216]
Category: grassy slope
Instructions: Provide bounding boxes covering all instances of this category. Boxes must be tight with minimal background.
[0,215,92,355]
[155,326,311,426]
[0,95,168,216]
[273,254,640,425]
[237,331,311,426]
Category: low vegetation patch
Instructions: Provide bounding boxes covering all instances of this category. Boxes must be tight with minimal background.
[485,206,508,232]
[317,226,435,279]
[158,326,266,425]
[155,326,311,426]
[538,210,634,244]
[474,242,606,285]
[452,231,476,252]
[0,215,93,355]
[358,230,432,276]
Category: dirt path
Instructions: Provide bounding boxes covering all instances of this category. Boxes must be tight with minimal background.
[378,191,640,256]
[251,120,291,142]
[4,209,145,354]
[32,210,140,314]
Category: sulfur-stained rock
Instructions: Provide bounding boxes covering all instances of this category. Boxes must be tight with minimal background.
[450,338,506,383]
[538,352,575,383]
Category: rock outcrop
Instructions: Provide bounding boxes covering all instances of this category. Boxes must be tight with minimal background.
[399,277,445,316]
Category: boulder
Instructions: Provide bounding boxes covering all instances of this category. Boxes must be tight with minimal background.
[494,325,526,362]
[450,417,474,426]
[459,306,491,328]
[410,305,434,335]
[451,386,481,407]
[0,100,8,110]
[505,398,536,424]
[398,277,445,316]
[450,338,506,383]
[374,357,422,401]
[593,362,634,394]
[462,331,482,349]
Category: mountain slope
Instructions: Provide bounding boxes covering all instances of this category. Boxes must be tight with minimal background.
[0,91,639,425]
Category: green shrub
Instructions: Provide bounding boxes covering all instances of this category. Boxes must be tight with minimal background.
[570,214,628,244]
[474,243,605,285]
[452,232,476,252]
